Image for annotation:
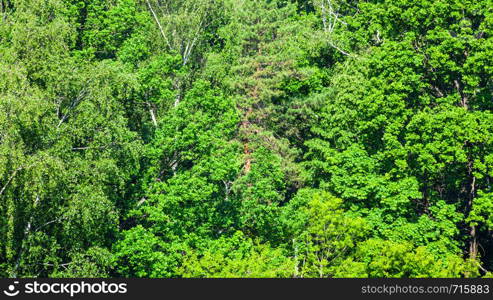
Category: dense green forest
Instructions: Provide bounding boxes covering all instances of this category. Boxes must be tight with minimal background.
[1,0,492,278]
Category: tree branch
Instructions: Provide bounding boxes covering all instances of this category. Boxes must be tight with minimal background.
[146,0,171,49]
[0,166,22,196]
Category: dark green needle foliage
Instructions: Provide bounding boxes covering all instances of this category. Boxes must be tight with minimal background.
[1,0,492,277]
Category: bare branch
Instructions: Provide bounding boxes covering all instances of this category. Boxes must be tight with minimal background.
[146,0,171,49]
[327,39,352,57]
[0,166,22,196]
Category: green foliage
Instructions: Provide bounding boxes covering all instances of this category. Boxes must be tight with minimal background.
[305,0,493,275]
[467,192,493,230]
[282,189,368,277]
[113,226,184,277]
[1,0,492,278]
[179,231,294,278]
[336,239,478,278]
[0,0,142,277]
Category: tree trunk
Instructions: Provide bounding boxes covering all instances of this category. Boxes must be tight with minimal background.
[469,225,478,260]
[466,157,478,260]
[146,102,157,127]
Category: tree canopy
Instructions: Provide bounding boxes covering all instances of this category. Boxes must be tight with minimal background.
[1,0,492,277]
